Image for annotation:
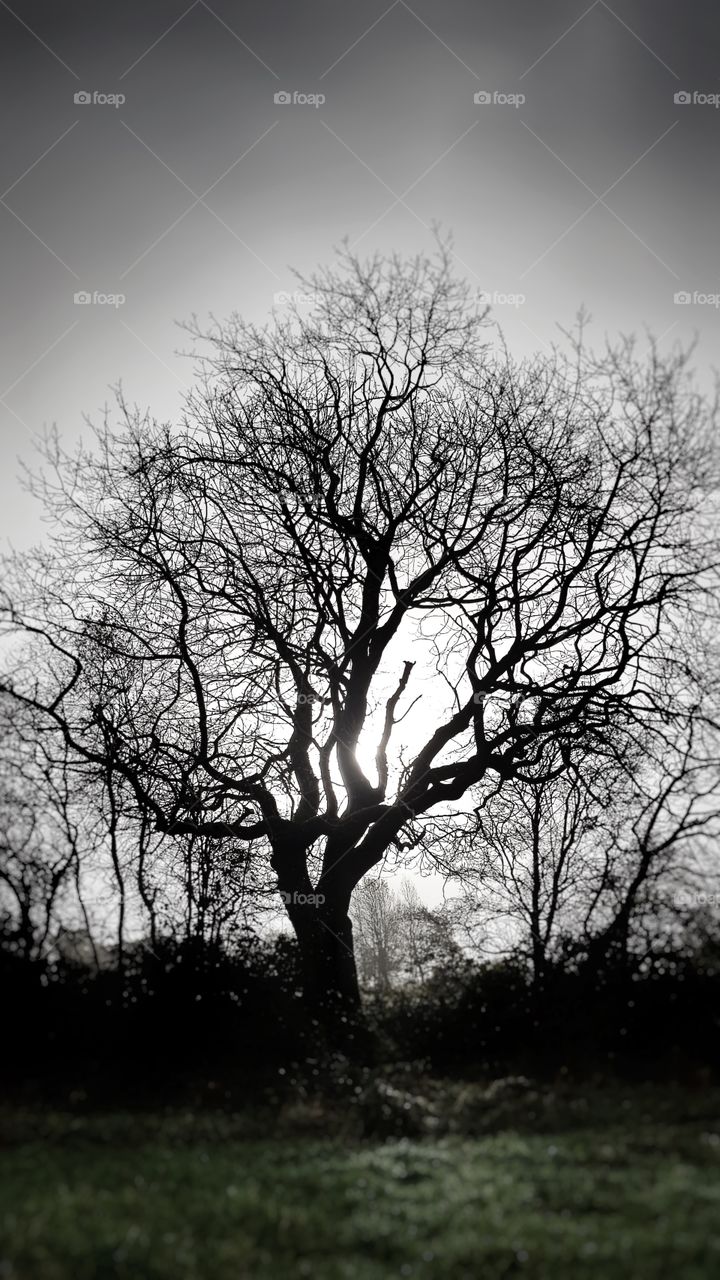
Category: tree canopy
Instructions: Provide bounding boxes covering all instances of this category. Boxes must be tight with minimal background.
[2,243,718,1013]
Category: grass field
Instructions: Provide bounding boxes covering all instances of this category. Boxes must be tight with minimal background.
[1,1084,719,1279]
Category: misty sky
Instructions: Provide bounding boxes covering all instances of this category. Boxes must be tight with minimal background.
[1,0,719,547]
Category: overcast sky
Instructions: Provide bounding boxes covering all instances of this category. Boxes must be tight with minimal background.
[1,0,719,548]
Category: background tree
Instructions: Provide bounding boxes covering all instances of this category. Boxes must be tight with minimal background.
[0,699,85,963]
[0,694,268,969]
[2,243,718,1024]
[393,878,460,985]
[454,708,720,984]
[351,878,399,991]
[351,876,461,989]
[580,713,720,976]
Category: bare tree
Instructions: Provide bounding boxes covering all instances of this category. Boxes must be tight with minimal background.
[0,696,264,968]
[467,754,603,985]
[580,716,720,974]
[0,700,79,961]
[351,877,398,990]
[459,710,720,982]
[2,242,717,1021]
[394,878,460,984]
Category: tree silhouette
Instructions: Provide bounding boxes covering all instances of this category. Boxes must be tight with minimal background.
[460,715,720,986]
[2,243,717,1020]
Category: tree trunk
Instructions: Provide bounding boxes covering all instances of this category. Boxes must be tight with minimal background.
[295,904,362,1018]
[531,933,546,996]
[271,838,364,1032]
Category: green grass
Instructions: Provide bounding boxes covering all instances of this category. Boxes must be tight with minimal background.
[1,1089,720,1279]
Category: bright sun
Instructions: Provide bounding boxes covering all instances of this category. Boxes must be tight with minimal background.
[353,738,379,783]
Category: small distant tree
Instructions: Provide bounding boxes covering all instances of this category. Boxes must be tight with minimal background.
[351,878,398,990]
[0,700,79,962]
[394,879,460,984]
[352,876,461,989]
[2,242,718,1025]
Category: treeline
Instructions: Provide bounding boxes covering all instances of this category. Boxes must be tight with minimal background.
[2,696,720,1097]
[2,908,718,1103]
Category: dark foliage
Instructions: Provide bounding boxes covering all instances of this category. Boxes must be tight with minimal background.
[370,945,720,1080]
[0,928,313,1103]
[3,918,718,1106]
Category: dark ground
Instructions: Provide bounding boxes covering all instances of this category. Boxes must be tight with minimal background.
[1,1078,719,1279]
